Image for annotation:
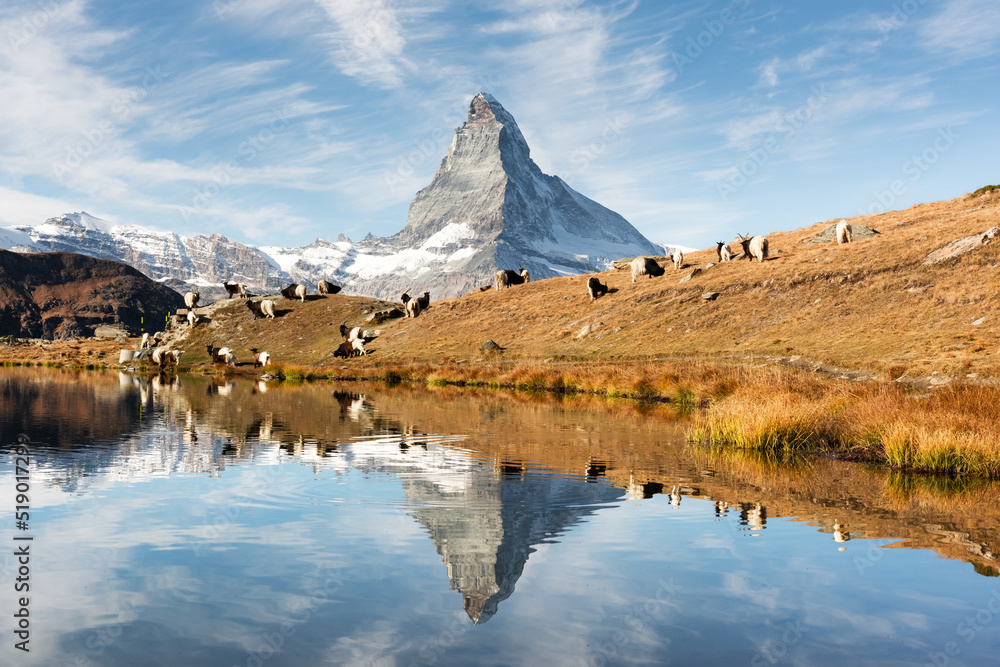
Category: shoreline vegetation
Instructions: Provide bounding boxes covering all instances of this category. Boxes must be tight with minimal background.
[4,355,1000,479]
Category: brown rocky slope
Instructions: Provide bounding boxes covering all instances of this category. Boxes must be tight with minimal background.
[0,250,185,339]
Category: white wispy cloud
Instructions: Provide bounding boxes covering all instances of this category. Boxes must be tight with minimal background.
[919,0,1000,61]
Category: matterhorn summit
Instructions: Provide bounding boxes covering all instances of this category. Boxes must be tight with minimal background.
[349,92,661,298]
[1,94,662,300]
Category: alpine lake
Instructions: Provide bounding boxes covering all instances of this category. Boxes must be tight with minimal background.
[1,367,999,666]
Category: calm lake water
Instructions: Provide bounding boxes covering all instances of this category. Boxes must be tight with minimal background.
[1,368,999,666]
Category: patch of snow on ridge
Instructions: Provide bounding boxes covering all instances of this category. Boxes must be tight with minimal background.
[421,222,476,249]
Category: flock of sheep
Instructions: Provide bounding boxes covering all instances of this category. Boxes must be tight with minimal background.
[118,219,863,371]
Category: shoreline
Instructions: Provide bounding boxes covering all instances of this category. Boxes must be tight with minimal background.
[5,344,1000,479]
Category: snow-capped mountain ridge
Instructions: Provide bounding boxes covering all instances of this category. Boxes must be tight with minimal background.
[2,94,674,300]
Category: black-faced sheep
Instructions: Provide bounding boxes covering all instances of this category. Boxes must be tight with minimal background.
[223,282,247,298]
[249,348,271,368]
[587,276,608,301]
[495,268,530,290]
[333,338,367,358]
[630,256,665,282]
[206,342,236,366]
[317,280,341,295]
[836,220,853,244]
[717,241,733,262]
[184,291,200,309]
[416,291,430,310]
[405,298,421,318]
[280,283,306,301]
[739,234,769,262]
[340,324,361,341]
[246,299,276,319]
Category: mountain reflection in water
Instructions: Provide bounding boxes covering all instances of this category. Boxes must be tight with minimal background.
[2,368,999,666]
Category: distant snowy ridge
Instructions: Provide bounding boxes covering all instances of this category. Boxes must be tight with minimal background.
[2,93,673,300]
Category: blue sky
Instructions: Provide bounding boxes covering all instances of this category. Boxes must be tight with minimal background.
[0,0,997,250]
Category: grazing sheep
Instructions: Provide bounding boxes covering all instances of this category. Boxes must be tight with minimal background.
[716,241,733,262]
[587,276,608,301]
[836,219,853,244]
[151,347,165,366]
[738,234,769,263]
[140,332,152,349]
[671,248,684,270]
[340,324,361,341]
[187,310,198,327]
[333,338,367,358]
[206,342,235,366]
[223,282,247,298]
[280,283,300,299]
[184,291,200,309]
[317,280,341,295]
[250,348,271,368]
[405,298,421,318]
[495,268,530,290]
[168,350,183,365]
[246,299,276,319]
[630,256,665,282]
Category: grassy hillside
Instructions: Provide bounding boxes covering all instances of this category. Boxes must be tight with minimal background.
[174,188,1000,385]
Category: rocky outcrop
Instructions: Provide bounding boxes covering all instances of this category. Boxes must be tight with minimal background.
[0,250,184,339]
[922,227,999,265]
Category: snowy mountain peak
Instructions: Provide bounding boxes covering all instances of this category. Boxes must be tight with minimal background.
[1,94,666,301]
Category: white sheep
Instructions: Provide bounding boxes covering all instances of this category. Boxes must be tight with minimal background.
[184,291,200,309]
[672,248,684,271]
[187,310,198,327]
[836,219,853,244]
[717,241,733,262]
[151,347,165,366]
[405,298,421,318]
[351,338,367,356]
[169,350,184,365]
[140,332,152,349]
